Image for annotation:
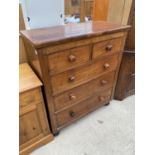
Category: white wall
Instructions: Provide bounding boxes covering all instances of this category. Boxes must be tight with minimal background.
[20,0,64,29]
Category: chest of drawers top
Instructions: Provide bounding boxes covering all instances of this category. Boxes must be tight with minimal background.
[20,21,130,49]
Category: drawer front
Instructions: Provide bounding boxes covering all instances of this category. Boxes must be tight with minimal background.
[48,45,90,74]
[92,37,123,59]
[54,71,115,111]
[56,88,112,127]
[20,88,42,107]
[51,54,119,95]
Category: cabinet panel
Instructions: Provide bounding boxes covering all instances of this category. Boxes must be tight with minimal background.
[20,108,42,145]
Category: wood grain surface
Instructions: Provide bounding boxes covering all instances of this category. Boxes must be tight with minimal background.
[56,88,112,128]
[48,45,91,74]
[92,0,109,21]
[20,21,130,48]
[19,63,53,155]
[19,63,42,93]
[51,54,119,95]
[21,21,130,134]
[54,71,115,112]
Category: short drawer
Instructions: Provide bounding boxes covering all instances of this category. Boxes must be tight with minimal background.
[56,88,112,127]
[92,37,123,59]
[48,45,90,74]
[19,88,42,107]
[54,71,115,112]
[51,54,119,95]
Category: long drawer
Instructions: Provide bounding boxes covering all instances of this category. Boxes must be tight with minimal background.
[51,54,119,95]
[54,71,115,112]
[48,45,90,74]
[56,88,112,128]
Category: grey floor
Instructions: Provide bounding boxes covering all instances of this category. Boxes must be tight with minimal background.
[31,95,135,155]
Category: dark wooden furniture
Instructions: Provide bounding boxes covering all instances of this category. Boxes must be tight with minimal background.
[20,21,130,135]
[114,0,135,100]
[19,63,53,155]
[114,51,135,100]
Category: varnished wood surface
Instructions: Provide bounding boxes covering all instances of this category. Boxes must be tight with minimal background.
[65,0,80,15]
[20,89,42,108]
[41,32,125,55]
[19,63,42,93]
[21,21,129,134]
[56,88,112,127]
[84,0,94,17]
[20,21,130,48]
[20,135,52,155]
[54,71,115,112]
[19,63,53,154]
[92,0,109,21]
[80,0,94,22]
[114,0,135,100]
[19,91,54,155]
[19,35,27,64]
[114,51,135,100]
[92,37,123,59]
[51,54,120,95]
[48,45,91,74]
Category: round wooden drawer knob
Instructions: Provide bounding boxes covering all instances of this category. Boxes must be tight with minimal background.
[99,96,105,102]
[68,55,76,62]
[68,76,75,82]
[101,80,107,85]
[69,94,76,100]
[106,45,113,51]
[69,111,76,117]
[104,63,110,69]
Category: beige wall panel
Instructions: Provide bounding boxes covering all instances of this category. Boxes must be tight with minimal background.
[108,0,132,24]
[121,0,132,24]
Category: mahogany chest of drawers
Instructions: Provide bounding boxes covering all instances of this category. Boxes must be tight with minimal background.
[21,21,130,135]
[19,63,53,154]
